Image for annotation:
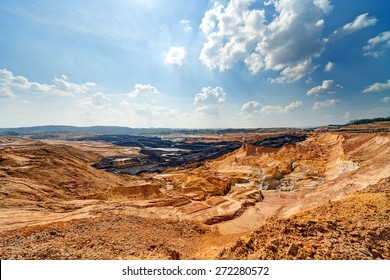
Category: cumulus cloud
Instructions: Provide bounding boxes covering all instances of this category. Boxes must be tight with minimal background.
[194,86,226,116]
[199,2,377,83]
[0,89,15,98]
[241,100,261,113]
[199,0,266,71]
[270,59,317,84]
[123,83,178,118]
[241,100,302,114]
[199,0,332,82]
[362,79,390,93]
[1,68,52,96]
[313,0,333,13]
[244,53,263,74]
[129,83,160,97]
[382,97,390,103]
[312,99,341,109]
[194,86,226,105]
[79,92,111,107]
[262,101,303,114]
[364,31,390,57]
[165,46,186,66]
[53,75,96,95]
[0,68,95,97]
[329,13,377,41]
[324,61,334,72]
[261,0,330,72]
[0,85,16,98]
[90,92,110,107]
[307,80,343,96]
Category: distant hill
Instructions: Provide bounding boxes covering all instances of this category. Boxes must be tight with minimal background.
[0,125,296,137]
[1,117,388,137]
[0,125,141,136]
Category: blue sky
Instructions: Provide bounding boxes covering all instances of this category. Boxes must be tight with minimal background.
[1,0,389,128]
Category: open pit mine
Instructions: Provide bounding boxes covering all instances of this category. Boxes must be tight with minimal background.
[0,123,389,260]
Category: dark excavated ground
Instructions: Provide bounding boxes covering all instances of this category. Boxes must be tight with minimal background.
[82,134,307,175]
[251,134,306,148]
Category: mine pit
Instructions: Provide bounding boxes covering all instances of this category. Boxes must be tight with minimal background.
[88,133,306,175]
[0,127,389,259]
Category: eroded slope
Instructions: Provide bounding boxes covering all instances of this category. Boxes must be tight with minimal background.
[219,177,390,260]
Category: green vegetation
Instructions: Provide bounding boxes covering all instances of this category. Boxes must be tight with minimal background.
[347,117,390,125]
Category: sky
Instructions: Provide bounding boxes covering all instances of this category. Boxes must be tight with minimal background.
[1,0,390,128]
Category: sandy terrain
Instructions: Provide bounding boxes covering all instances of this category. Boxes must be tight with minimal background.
[0,130,389,259]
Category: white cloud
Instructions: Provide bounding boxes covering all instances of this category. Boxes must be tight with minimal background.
[195,105,221,116]
[129,83,160,97]
[0,86,16,98]
[0,68,96,97]
[270,59,317,84]
[0,68,52,95]
[53,75,96,95]
[79,92,111,107]
[194,86,226,116]
[364,31,390,57]
[362,79,390,93]
[283,101,304,112]
[244,53,263,74]
[312,99,341,109]
[121,101,180,117]
[199,1,379,84]
[165,46,186,66]
[364,31,390,49]
[260,0,329,73]
[330,13,377,41]
[199,0,333,83]
[313,0,333,13]
[382,97,390,103]
[342,13,377,31]
[194,86,226,105]
[241,100,302,114]
[199,0,266,72]
[307,80,343,96]
[0,68,12,80]
[90,92,110,107]
[122,83,178,118]
[324,61,334,72]
[262,101,303,114]
[241,100,261,113]
[180,20,192,32]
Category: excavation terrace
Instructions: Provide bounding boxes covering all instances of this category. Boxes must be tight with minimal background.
[82,134,307,175]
